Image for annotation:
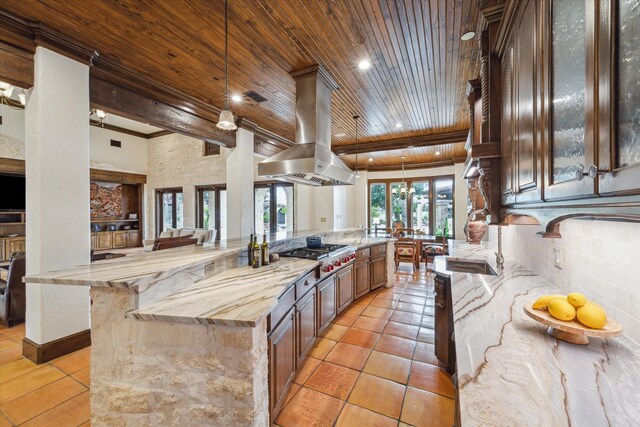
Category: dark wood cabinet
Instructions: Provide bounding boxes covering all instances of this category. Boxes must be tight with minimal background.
[370,254,386,291]
[268,308,296,421]
[354,259,370,300]
[499,0,640,215]
[509,0,543,204]
[317,276,336,334]
[336,264,354,314]
[295,287,317,365]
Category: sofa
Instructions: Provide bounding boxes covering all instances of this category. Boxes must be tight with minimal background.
[142,228,216,252]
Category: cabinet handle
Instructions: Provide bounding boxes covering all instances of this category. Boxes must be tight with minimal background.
[575,165,609,181]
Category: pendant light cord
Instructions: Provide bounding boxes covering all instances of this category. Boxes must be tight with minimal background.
[224,0,229,109]
[353,115,360,174]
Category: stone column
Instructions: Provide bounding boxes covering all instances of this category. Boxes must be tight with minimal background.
[226,127,254,238]
[24,47,91,355]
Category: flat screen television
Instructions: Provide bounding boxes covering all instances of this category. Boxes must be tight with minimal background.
[0,174,26,211]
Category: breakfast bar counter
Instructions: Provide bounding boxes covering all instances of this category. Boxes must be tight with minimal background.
[434,242,640,426]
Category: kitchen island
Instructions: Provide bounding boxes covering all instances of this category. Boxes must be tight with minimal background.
[25,228,394,426]
[434,242,640,426]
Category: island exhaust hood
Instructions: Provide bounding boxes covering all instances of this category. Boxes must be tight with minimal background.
[258,65,356,186]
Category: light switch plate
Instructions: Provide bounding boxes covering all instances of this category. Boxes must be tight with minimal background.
[320,217,326,223]
[553,248,563,269]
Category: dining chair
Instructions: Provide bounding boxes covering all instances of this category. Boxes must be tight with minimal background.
[423,235,449,270]
[393,228,420,271]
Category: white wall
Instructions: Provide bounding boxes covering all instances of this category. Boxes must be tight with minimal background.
[488,220,640,344]
[0,107,149,174]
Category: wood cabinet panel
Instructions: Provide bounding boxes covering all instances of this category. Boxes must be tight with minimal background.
[296,288,317,364]
[513,0,542,203]
[127,230,140,247]
[95,232,113,250]
[268,285,296,334]
[336,265,354,314]
[317,276,336,334]
[354,259,370,300]
[268,308,296,422]
[0,238,5,261]
[112,231,128,248]
[501,41,517,205]
[370,255,386,291]
[5,237,25,255]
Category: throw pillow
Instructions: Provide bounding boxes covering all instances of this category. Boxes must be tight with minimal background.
[159,231,172,238]
[192,230,207,243]
[179,229,195,237]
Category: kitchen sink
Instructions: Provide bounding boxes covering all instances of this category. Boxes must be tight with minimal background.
[445,258,498,276]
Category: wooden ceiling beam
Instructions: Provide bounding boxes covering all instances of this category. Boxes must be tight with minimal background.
[364,160,456,172]
[90,76,236,148]
[0,41,33,88]
[332,130,469,156]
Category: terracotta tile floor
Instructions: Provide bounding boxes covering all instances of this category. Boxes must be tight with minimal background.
[0,324,91,426]
[275,264,455,427]
[0,264,453,427]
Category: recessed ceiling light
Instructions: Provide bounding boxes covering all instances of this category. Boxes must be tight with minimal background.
[461,31,475,41]
[231,94,242,102]
[435,151,441,156]
[335,132,347,137]
[368,157,373,162]
[358,60,371,70]
[394,123,402,128]
[400,155,406,160]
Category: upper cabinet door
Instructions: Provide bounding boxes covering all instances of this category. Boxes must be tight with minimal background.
[597,0,640,195]
[513,0,543,203]
[544,0,597,200]
[501,42,517,205]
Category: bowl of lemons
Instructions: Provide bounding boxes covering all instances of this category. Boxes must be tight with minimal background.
[523,293,622,345]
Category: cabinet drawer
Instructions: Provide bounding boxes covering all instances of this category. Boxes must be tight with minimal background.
[268,285,296,333]
[295,271,316,300]
[355,247,370,259]
[371,244,386,256]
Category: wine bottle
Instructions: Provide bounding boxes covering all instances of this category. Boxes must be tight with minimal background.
[247,233,254,266]
[261,235,270,266]
[252,236,261,268]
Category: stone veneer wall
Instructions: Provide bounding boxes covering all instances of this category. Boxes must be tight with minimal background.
[91,287,269,426]
[488,220,640,344]
[145,133,229,240]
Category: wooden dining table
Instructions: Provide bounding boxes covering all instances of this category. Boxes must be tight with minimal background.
[368,232,439,262]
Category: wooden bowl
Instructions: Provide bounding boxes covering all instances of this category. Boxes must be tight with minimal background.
[523,302,622,345]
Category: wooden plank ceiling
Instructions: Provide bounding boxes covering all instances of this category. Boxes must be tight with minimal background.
[0,0,481,168]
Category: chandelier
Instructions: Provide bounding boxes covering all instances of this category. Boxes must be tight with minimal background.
[216,0,237,131]
[391,157,415,201]
[0,82,26,109]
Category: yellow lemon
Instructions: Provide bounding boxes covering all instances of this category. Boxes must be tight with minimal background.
[567,292,588,308]
[548,299,576,321]
[576,303,607,329]
[532,294,566,310]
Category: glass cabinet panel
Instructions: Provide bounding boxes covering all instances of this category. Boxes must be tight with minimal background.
[551,0,587,183]
[617,0,640,168]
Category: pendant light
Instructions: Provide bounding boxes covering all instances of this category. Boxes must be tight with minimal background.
[216,0,237,131]
[353,115,360,178]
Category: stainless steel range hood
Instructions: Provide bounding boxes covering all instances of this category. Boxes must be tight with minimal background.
[258,65,356,186]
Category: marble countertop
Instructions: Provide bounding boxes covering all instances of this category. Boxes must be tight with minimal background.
[129,257,320,327]
[24,229,389,289]
[434,243,640,426]
[24,229,391,327]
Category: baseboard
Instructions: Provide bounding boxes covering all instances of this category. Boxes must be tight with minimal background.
[23,329,91,364]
